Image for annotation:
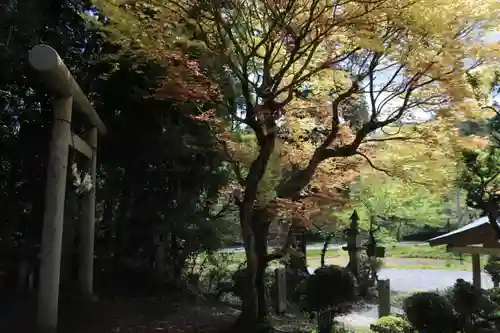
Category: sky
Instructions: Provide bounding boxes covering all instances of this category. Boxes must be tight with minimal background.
[239,29,500,128]
[485,31,500,44]
[371,31,500,124]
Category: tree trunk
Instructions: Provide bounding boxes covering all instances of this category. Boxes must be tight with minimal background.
[253,214,271,321]
[396,222,402,242]
[235,134,276,332]
[289,224,308,273]
[154,231,166,281]
[0,162,22,251]
[102,199,115,251]
[116,188,132,260]
[321,233,334,268]
[236,202,259,329]
[171,230,181,283]
[255,258,267,320]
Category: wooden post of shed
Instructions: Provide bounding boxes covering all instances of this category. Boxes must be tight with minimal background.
[79,127,98,298]
[472,254,481,289]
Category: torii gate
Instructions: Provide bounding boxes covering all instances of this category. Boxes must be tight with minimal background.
[28,44,107,333]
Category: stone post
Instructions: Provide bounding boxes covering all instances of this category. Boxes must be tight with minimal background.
[275,268,287,314]
[378,279,391,318]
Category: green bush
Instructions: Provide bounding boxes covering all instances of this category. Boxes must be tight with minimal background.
[306,265,357,313]
[230,266,276,303]
[330,324,355,333]
[403,292,456,333]
[310,323,355,333]
[370,316,415,333]
[447,279,498,332]
[487,287,500,304]
[485,256,500,286]
[358,253,383,300]
[448,279,494,321]
[400,280,500,333]
[187,252,240,298]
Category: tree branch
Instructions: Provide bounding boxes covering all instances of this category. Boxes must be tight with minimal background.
[265,226,294,262]
[362,136,420,143]
[355,151,394,177]
[220,139,245,186]
[209,201,233,219]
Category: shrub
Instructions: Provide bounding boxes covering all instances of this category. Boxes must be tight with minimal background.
[286,265,310,307]
[188,252,239,297]
[448,279,494,320]
[370,316,415,333]
[357,253,383,300]
[231,267,249,300]
[310,323,356,333]
[403,291,456,333]
[487,287,500,305]
[306,265,357,314]
[485,256,500,287]
[230,266,275,304]
[447,279,497,332]
[330,324,356,333]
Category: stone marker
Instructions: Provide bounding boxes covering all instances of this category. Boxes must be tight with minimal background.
[378,279,391,318]
[275,268,287,314]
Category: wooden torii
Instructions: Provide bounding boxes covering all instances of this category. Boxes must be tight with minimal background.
[28,44,107,333]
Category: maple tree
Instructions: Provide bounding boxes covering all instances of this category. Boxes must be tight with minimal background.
[88,0,223,104]
[91,0,500,329]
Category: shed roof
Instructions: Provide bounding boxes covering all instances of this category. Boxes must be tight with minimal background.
[427,216,500,246]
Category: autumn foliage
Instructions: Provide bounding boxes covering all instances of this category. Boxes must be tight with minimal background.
[91,0,500,328]
[90,0,222,103]
[155,51,220,102]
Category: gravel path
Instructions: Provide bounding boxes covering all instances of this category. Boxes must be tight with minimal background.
[338,304,403,327]
[309,256,469,268]
[309,258,494,327]
[221,244,491,328]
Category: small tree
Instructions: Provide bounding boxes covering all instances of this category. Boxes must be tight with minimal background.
[460,69,500,237]
[307,265,357,333]
[460,146,500,237]
[484,256,500,287]
[403,292,456,333]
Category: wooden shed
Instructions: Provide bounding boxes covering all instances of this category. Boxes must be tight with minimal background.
[427,216,500,289]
